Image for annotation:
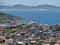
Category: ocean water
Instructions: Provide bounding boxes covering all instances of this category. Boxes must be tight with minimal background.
[2,11,60,25]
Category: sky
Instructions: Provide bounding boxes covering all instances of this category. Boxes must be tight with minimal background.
[0,0,60,6]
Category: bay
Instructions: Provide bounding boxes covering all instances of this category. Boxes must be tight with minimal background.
[2,11,60,25]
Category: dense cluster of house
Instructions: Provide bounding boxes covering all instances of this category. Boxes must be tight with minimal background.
[0,22,60,45]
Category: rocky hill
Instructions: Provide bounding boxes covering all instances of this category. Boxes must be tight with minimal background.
[0,12,24,24]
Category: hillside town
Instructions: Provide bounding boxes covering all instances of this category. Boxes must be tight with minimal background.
[0,22,60,45]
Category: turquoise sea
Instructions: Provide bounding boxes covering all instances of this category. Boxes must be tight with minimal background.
[2,11,60,25]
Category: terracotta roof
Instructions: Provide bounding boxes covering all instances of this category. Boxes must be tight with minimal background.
[0,44,2,45]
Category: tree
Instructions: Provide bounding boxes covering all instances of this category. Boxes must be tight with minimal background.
[37,41,42,45]
[25,43,28,45]
[0,40,5,43]
[16,42,20,45]
[50,40,56,45]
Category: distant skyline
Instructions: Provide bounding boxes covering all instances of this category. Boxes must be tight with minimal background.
[0,0,60,6]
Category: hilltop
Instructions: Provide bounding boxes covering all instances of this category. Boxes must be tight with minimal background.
[0,12,24,24]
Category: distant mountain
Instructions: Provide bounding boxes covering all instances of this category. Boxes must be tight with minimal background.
[0,4,60,11]
[0,12,24,24]
[13,4,29,8]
